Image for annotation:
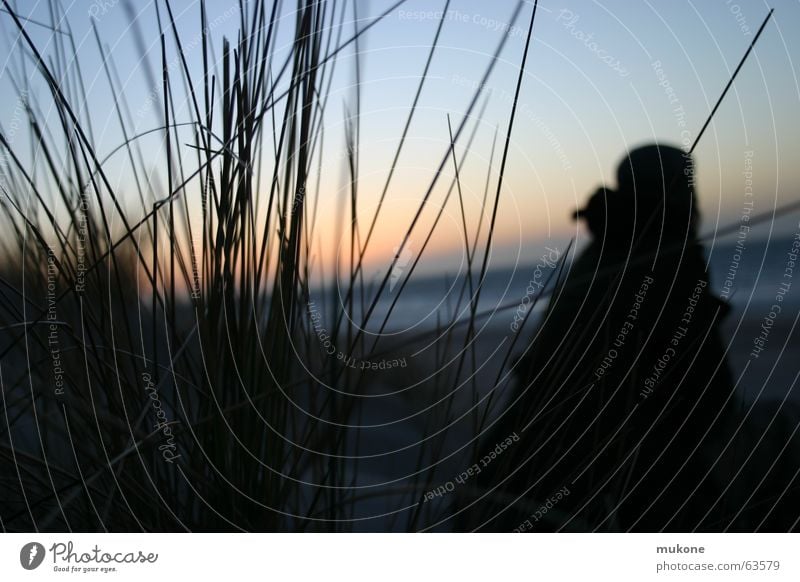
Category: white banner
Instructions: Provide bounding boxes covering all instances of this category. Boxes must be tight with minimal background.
[1,534,797,581]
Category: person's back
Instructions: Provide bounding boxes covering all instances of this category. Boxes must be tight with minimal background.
[461,144,735,531]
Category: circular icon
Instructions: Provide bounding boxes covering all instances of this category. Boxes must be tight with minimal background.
[19,542,45,570]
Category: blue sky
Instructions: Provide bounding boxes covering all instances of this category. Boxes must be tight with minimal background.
[1,0,798,274]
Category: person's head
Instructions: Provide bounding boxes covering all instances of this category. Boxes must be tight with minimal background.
[575,143,698,248]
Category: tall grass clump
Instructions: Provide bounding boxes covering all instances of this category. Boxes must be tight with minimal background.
[0,0,553,531]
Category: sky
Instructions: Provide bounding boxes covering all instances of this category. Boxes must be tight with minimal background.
[1,0,799,278]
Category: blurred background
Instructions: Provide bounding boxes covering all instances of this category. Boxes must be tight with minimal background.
[0,0,798,531]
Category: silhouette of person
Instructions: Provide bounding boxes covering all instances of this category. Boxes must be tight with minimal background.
[462,143,736,531]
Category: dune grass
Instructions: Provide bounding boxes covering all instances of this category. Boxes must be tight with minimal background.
[0,0,554,531]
